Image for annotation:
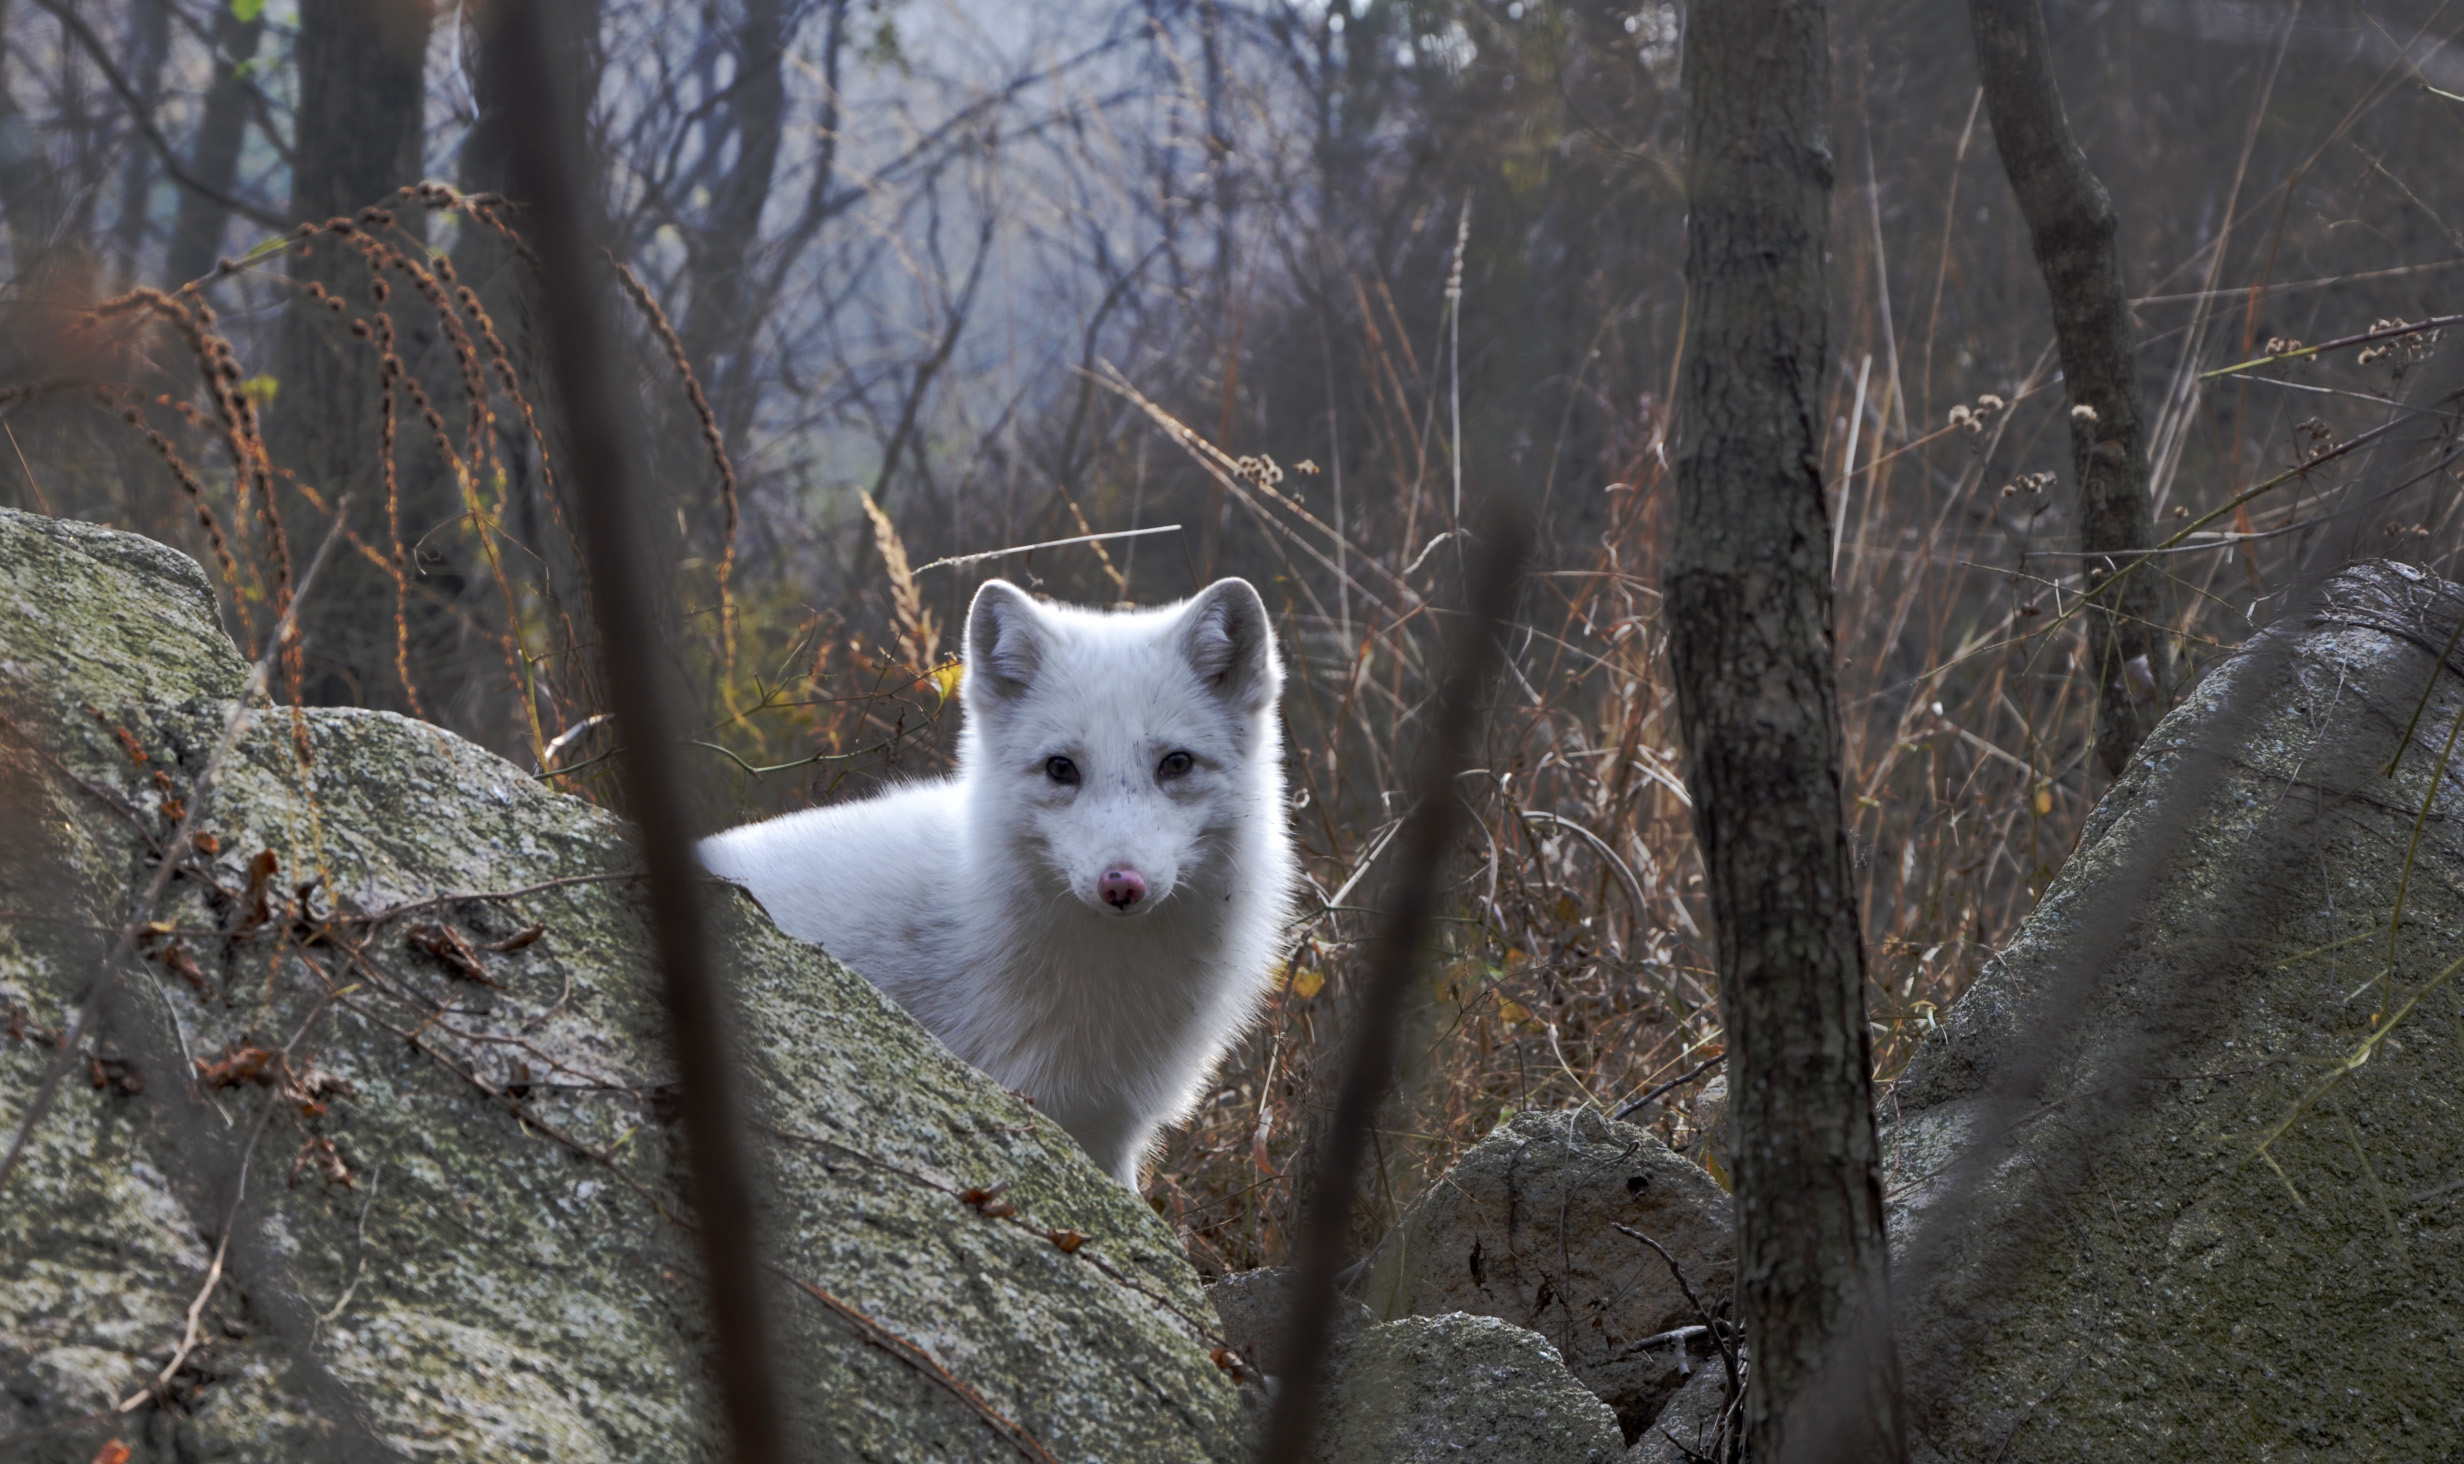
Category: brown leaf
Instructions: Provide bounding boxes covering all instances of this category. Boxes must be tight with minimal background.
[958,1182,1017,1219]
[195,1045,279,1089]
[157,937,209,995]
[1209,1347,1260,1385]
[231,850,279,937]
[89,1056,143,1096]
[484,923,546,953]
[408,921,500,987]
[289,1135,353,1190]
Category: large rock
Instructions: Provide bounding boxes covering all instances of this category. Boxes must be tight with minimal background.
[1357,1108,1733,1438]
[1310,1312,1626,1463]
[1888,561,2464,1460]
[1205,1266,1369,1376]
[1623,1363,1732,1464]
[0,509,1244,1461]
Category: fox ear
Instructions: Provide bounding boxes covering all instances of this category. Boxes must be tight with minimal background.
[1180,578,1282,712]
[965,580,1048,705]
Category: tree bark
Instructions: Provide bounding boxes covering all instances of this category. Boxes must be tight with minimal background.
[274,0,438,710]
[0,0,66,278]
[1667,0,1905,1458]
[108,0,174,279]
[166,0,267,287]
[678,0,789,441]
[1970,0,2167,776]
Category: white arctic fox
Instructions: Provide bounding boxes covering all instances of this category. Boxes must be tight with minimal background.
[699,577,1296,1186]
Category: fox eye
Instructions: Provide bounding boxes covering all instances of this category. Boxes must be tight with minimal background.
[1157,750,1195,780]
[1044,756,1080,786]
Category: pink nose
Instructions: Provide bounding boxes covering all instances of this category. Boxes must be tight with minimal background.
[1097,868,1147,909]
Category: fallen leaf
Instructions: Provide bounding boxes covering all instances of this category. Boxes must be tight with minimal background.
[231,850,279,937]
[408,922,500,987]
[484,923,545,953]
[157,938,209,995]
[196,1045,278,1089]
[958,1183,1017,1219]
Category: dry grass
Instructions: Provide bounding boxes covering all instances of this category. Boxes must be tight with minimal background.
[9,157,2459,1293]
[1103,291,2460,1276]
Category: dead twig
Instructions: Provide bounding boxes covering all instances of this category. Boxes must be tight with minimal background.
[769,1267,1061,1464]
[1616,1222,1741,1394]
[1614,1051,1728,1121]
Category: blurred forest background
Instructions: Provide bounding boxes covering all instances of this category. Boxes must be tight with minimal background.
[3,0,2461,1272]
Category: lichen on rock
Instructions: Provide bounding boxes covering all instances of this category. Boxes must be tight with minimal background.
[1887,560,2464,1461]
[1357,1107,1734,1439]
[1308,1312,1626,1464]
[0,508,1243,1462]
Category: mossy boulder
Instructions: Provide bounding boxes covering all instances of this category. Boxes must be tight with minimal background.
[0,509,1243,1461]
[1889,561,2464,1460]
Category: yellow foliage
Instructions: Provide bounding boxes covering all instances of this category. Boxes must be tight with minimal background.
[1271,961,1326,1001]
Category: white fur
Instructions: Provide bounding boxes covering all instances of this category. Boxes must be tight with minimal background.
[698,577,1296,1186]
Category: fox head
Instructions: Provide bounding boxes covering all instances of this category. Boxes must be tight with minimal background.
[958,577,1284,919]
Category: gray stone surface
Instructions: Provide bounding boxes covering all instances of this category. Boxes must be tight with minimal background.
[1684,1072,1729,1180]
[1358,1108,1733,1438]
[1886,560,2464,1461]
[1623,1362,1733,1464]
[1205,1265,1369,1376]
[1311,1312,1626,1463]
[0,509,1243,1461]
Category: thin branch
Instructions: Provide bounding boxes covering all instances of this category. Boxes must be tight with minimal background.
[22,0,286,231]
[912,525,1184,574]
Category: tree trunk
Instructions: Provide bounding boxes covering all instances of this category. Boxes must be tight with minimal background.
[166,1,267,287]
[0,0,66,278]
[678,0,788,442]
[456,0,601,731]
[1970,0,2167,776]
[1667,0,1905,1457]
[274,0,438,710]
[108,0,174,280]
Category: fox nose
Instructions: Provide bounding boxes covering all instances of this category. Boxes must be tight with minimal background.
[1097,868,1147,909]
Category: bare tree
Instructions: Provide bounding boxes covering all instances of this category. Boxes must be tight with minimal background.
[1665,0,1905,1456]
[166,0,269,287]
[1970,0,2167,776]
